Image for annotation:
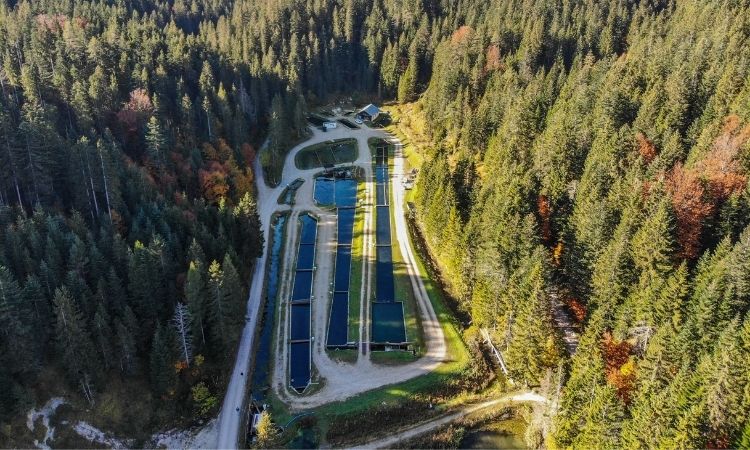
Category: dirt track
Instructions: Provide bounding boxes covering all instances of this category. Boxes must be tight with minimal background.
[349,392,548,449]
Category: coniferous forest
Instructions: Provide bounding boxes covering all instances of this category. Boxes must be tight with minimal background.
[1,0,749,447]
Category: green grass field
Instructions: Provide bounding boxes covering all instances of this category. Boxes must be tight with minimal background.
[348,180,366,342]
[326,349,358,364]
[295,139,358,170]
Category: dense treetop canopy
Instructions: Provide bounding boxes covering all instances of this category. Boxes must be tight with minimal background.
[0,0,749,446]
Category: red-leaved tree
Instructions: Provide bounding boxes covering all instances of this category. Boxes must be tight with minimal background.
[667,116,748,259]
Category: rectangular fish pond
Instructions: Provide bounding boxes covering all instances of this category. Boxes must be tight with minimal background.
[317,175,360,348]
[314,176,358,207]
[288,214,317,392]
[371,156,407,348]
[249,214,287,402]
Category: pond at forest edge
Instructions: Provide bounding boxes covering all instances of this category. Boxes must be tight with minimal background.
[459,418,528,449]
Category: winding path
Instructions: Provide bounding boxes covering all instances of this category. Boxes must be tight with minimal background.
[350,392,548,449]
[216,122,448,448]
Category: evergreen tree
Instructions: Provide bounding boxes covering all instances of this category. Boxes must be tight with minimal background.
[208,260,229,353]
[53,287,100,404]
[115,317,137,375]
[145,116,167,174]
[186,261,208,348]
[92,301,114,371]
[0,266,37,375]
[149,324,176,398]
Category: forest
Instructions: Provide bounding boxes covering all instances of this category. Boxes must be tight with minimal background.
[1,0,749,447]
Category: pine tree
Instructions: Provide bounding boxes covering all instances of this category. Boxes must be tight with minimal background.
[705,321,745,443]
[149,324,176,398]
[254,411,280,449]
[208,260,228,352]
[397,60,417,103]
[92,301,114,371]
[22,274,50,342]
[574,384,626,449]
[115,317,137,375]
[186,261,208,348]
[53,287,100,405]
[145,116,167,174]
[737,421,750,449]
[0,266,37,374]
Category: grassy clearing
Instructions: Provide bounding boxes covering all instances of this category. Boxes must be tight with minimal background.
[382,103,429,170]
[326,349,358,364]
[370,350,417,365]
[261,131,312,187]
[295,138,358,170]
[382,104,431,206]
[385,139,423,354]
[348,179,366,342]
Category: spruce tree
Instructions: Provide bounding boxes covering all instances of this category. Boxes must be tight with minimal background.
[186,261,208,348]
[149,324,176,398]
[53,287,100,404]
[145,116,166,174]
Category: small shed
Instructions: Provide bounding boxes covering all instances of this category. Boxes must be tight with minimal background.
[357,104,381,122]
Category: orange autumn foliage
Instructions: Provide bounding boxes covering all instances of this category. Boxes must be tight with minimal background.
[537,194,552,243]
[231,164,254,196]
[485,44,502,72]
[607,359,637,405]
[241,143,256,166]
[667,115,748,259]
[200,141,255,201]
[601,332,636,404]
[174,360,188,372]
[35,13,67,31]
[667,163,714,260]
[697,115,749,200]
[636,132,657,165]
[601,332,632,373]
[564,297,587,323]
[199,161,230,204]
[451,25,474,45]
[117,88,153,134]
